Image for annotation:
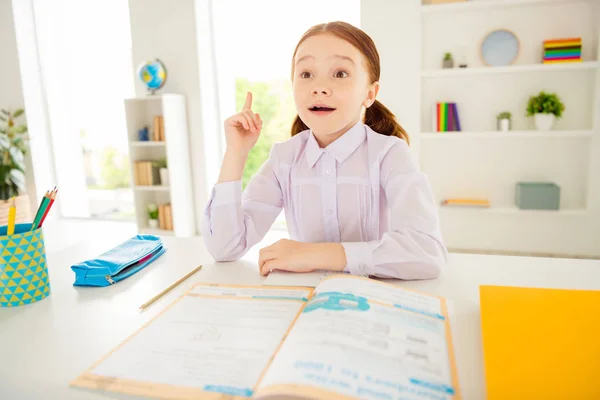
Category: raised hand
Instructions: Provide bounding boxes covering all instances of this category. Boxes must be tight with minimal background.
[223,91,263,155]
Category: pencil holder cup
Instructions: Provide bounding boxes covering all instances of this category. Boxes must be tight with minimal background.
[0,223,50,307]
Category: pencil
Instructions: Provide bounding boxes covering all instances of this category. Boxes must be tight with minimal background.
[31,191,50,231]
[38,188,58,228]
[139,265,203,310]
[7,197,16,235]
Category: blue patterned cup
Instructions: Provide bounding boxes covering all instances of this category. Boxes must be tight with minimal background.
[0,223,50,307]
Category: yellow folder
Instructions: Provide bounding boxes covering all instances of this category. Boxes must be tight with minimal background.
[479,285,600,399]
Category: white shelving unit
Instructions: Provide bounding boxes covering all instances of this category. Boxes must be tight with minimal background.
[421,60,600,77]
[421,130,594,139]
[130,142,167,148]
[417,0,600,257]
[124,94,196,237]
[421,0,592,13]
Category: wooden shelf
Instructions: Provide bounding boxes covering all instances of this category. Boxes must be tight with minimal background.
[134,185,170,192]
[130,141,166,147]
[440,206,587,216]
[421,130,594,139]
[421,61,600,78]
[421,0,592,14]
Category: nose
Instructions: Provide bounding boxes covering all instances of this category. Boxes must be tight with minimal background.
[312,85,331,96]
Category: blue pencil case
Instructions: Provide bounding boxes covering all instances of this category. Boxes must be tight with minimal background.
[71,234,166,287]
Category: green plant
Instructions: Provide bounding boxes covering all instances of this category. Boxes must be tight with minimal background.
[443,52,453,60]
[526,91,565,118]
[153,157,167,169]
[147,203,158,219]
[497,111,511,120]
[0,108,28,200]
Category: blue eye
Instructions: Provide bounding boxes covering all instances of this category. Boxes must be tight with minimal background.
[335,70,348,78]
[300,71,313,79]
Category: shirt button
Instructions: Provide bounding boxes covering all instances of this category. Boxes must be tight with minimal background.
[325,168,332,175]
[326,209,333,216]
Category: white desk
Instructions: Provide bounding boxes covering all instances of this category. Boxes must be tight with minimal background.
[1,234,599,400]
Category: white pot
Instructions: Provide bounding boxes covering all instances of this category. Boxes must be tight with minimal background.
[159,168,169,186]
[148,219,159,228]
[534,113,555,131]
[498,118,510,132]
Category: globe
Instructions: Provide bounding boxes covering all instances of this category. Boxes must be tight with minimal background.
[138,59,167,94]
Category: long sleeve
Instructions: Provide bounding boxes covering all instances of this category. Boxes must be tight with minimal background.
[341,141,447,280]
[201,145,283,261]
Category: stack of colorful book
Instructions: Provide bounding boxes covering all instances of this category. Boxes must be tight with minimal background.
[543,38,582,64]
[433,102,461,132]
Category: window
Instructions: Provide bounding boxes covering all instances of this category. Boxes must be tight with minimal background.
[32,0,135,219]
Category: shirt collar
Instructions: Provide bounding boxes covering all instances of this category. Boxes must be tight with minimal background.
[305,121,366,169]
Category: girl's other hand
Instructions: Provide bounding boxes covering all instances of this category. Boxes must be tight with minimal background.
[258,239,347,276]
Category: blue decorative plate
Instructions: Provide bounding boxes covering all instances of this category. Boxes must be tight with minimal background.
[481,30,519,66]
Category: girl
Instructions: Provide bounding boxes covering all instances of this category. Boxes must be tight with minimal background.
[202,21,447,280]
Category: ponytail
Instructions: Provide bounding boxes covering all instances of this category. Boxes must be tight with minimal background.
[364,100,410,145]
[291,115,309,136]
[290,100,409,145]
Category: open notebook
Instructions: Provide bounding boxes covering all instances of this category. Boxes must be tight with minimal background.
[70,275,460,400]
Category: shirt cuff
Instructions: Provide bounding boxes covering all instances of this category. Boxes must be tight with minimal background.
[210,180,242,206]
[341,242,376,276]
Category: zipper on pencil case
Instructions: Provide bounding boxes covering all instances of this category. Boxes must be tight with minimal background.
[108,241,163,275]
[82,241,163,285]
[104,246,166,285]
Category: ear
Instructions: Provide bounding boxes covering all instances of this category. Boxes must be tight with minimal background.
[363,81,380,108]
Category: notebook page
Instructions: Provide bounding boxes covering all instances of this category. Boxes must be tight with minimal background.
[255,278,457,400]
[71,285,310,399]
[314,275,444,319]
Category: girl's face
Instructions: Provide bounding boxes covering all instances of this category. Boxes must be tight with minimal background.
[293,33,379,146]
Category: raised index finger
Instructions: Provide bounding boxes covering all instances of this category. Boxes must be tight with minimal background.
[242,91,253,111]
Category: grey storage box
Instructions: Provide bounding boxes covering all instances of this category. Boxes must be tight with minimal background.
[515,182,560,210]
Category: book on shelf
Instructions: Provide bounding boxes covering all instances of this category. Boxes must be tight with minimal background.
[158,203,173,231]
[152,115,165,142]
[441,198,490,208]
[433,102,461,132]
[542,37,582,64]
[133,161,160,186]
[70,275,460,399]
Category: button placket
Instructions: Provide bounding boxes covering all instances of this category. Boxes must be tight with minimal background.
[321,154,339,242]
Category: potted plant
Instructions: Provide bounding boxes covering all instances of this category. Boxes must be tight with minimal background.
[0,108,30,222]
[153,158,168,186]
[526,91,565,131]
[496,111,512,131]
[147,203,159,228]
[442,52,454,69]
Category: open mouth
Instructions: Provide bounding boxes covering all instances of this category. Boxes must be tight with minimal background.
[308,105,336,115]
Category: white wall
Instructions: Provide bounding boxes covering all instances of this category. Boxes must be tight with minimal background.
[363,0,600,257]
[128,0,209,234]
[0,0,36,215]
[360,0,422,160]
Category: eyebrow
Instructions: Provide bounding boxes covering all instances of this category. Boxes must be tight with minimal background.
[295,54,356,65]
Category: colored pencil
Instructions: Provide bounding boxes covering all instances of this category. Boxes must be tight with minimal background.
[7,197,16,235]
[31,191,51,231]
[38,188,58,229]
